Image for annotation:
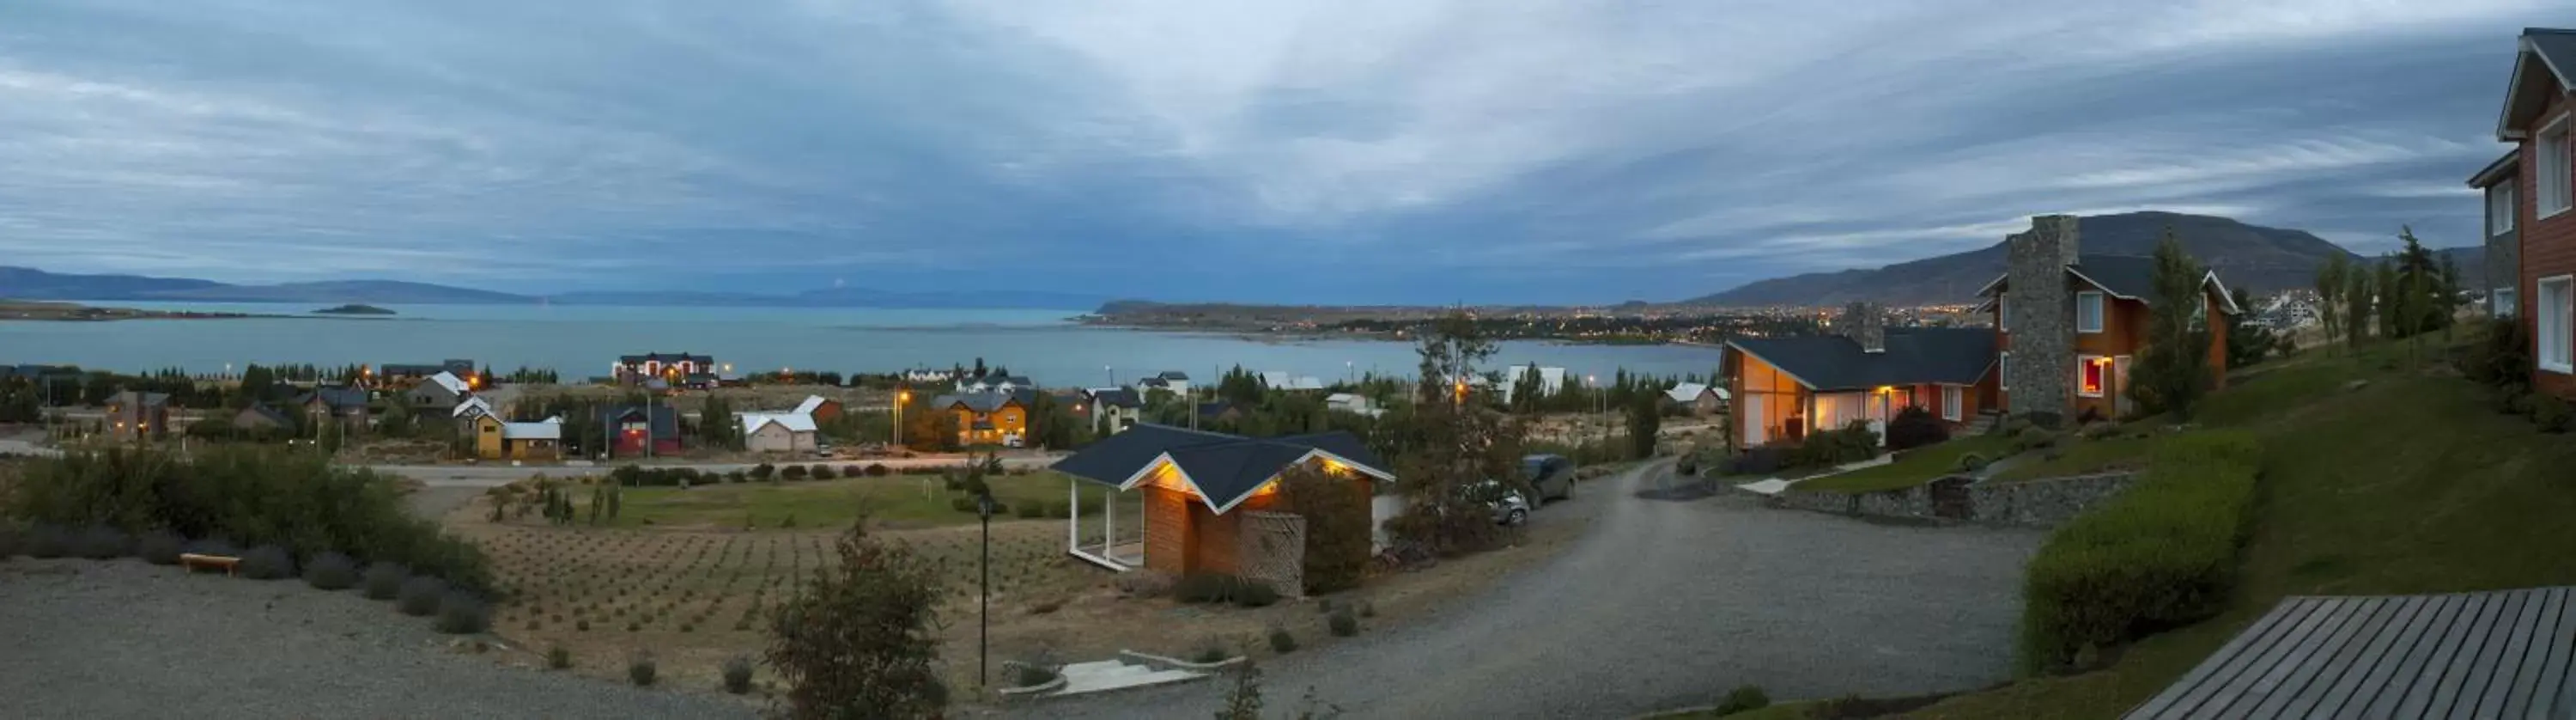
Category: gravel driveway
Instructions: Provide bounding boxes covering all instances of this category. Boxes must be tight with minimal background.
[1017,461,2044,719]
[0,559,754,720]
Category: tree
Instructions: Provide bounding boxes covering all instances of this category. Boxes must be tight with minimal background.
[1507,363,1545,415]
[767,521,947,719]
[1384,310,1528,555]
[972,357,987,378]
[2225,287,2279,369]
[2373,256,2402,341]
[2346,263,2376,350]
[378,392,415,438]
[2314,253,2348,351]
[2439,250,2463,344]
[1624,393,1661,460]
[2126,229,2215,419]
[1276,464,1370,594]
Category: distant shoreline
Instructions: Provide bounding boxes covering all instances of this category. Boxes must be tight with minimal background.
[0,300,278,322]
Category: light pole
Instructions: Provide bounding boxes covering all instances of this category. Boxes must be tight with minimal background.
[976,488,996,688]
[894,389,910,450]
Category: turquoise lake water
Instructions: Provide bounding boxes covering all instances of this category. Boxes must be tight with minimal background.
[0,302,1725,383]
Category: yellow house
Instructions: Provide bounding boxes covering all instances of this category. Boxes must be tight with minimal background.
[474,414,562,461]
[931,391,1030,446]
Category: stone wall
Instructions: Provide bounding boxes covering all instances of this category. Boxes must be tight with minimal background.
[1764,471,2140,529]
[2005,215,2079,416]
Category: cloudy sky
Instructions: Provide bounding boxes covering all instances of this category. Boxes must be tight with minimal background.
[0,1,2559,303]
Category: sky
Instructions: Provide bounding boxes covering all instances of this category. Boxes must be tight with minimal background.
[0,0,2562,304]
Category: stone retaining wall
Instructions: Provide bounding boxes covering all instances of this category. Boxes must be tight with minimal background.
[1764,472,2140,529]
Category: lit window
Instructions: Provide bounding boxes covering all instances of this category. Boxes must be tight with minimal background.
[2540,276,2574,374]
[2077,356,2105,398]
[2544,117,2573,218]
[2076,291,2105,333]
[2490,181,2518,235]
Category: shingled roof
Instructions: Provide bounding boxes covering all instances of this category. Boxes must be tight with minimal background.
[1976,253,2243,314]
[1728,327,1997,392]
[1051,424,1392,514]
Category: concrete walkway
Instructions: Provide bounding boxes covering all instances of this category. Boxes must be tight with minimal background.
[1015,461,2045,719]
[1731,455,1893,496]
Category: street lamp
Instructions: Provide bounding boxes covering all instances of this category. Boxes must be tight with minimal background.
[975,488,997,688]
[895,389,910,449]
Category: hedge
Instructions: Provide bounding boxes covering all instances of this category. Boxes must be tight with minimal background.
[2018,431,2261,673]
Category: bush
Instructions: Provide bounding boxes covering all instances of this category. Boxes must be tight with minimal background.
[948,497,976,513]
[2080,421,2122,441]
[1327,607,1358,637]
[1267,626,1297,653]
[137,529,185,564]
[809,465,835,479]
[1232,580,1280,608]
[1716,685,1771,715]
[2537,394,2574,433]
[2000,417,2033,436]
[1114,571,1174,598]
[749,463,775,481]
[1954,453,1990,473]
[723,656,755,694]
[434,591,491,634]
[1789,421,1880,468]
[841,464,865,477]
[1192,644,1229,664]
[1882,406,1949,451]
[2461,316,2535,388]
[629,652,658,686]
[2020,412,2065,430]
[726,470,748,484]
[361,562,410,600]
[1728,445,1789,476]
[2020,431,2261,673]
[398,576,449,616]
[547,645,573,670]
[866,463,890,477]
[1015,503,1045,519]
[1,448,493,592]
[1174,572,1245,604]
[781,465,809,481]
[2014,426,2059,452]
[304,552,360,590]
[240,545,295,580]
[74,526,132,559]
[23,525,68,558]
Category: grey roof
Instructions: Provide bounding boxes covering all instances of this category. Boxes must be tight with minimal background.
[1728,327,1997,391]
[240,403,295,427]
[601,406,680,439]
[1157,370,1190,381]
[1979,253,2240,313]
[618,352,712,364]
[1050,424,1390,513]
[932,390,1032,413]
[2468,149,2520,187]
[1091,387,1142,409]
[2499,29,2576,139]
[962,375,1034,388]
[112,390,171,407]
[298,387,370,411]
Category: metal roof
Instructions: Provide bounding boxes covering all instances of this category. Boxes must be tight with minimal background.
[1727,327,1997,392]
[1050,424,1391,514]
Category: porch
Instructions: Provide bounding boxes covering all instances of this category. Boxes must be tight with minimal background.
[1066,475,1148,572]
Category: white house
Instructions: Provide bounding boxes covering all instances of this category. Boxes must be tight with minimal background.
[1664,382,1729,418]
[1085,387,1144,435]
[1325,393,1382,418]
[738,412,819,454]
[1135,370,1193,399]
[957,375,1035,394]
[1259,371,1326,392]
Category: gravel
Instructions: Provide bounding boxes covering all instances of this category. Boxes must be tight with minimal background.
[1015,461,2046,720]
[0,558,754,719]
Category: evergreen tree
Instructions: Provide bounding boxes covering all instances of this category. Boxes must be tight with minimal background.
[2225,287,2278,368]
[1508,363,1545,415]
[2345,263,2375,350]
[2373,257,2402,341]
[2127,229,2215,419]
[1625,393,1662,460]
[1387,310,1527,555]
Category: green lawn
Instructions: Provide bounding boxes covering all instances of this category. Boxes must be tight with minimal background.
[1902,342,2576,718]
[612,471,1141,529]
[1987,433,2158,483]
[1796,435,2013,494]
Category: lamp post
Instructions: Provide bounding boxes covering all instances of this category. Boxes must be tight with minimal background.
[895,389,910,449]
[975,489,996,688]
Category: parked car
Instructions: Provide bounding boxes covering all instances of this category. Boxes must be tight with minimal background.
[1464,479,1531,526]
[1522,454,1577,503]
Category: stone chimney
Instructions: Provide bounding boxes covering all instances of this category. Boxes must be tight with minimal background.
[2003,215,2080,416]
[1839,302,1886,353]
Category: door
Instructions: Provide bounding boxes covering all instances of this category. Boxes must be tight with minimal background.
[1743,394,1765,446]
[2112,356,2133,418]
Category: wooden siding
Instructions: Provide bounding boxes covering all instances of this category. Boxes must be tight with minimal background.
[2125,587,2576,718]
[2523,81,2576,398]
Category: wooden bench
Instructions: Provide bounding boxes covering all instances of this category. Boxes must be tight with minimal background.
[179,552,240,577]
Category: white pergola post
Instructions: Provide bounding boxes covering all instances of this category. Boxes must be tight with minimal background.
[1103,489,1115,557]
[1066,479,1080,553]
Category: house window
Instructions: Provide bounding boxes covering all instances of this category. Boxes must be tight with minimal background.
[2540,276,2574,374]
[2496,287,2518,318]
[2075,291,2105,333]
[2077,355,2105,397]
[2490,181,2518,235]
[1999,351,2010,392]
[2543,117,2573,219]
[1941,385,1962,422]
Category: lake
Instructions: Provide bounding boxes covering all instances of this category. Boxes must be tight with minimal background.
[0,302,1726,384]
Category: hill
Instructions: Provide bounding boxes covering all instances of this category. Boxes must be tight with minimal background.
[1688,212,2482,307]
[0,267,532,304]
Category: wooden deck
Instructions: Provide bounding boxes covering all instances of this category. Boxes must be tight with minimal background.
[2126,587,2576,719]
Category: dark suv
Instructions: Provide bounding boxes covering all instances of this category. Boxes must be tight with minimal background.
[1522,454,1577,503]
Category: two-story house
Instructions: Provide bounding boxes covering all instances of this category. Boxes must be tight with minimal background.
[599,405,683,457]
[2472,150,2523,317]
[1085,387,1143,436]
[615,353,716,386]
[106,390,171,442]
[377,359,475,388]
[1977,215,2236,422]
[2484,27,2576,397]
[932,390,1032,447]
[406,372,472,414]
[296,386,372,434]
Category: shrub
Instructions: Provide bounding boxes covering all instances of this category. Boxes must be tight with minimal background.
[781,465,809,481]
[2020,412,2065,430]
[948,497,976,513]
[1728,445,1788,476]
[726,470,747,484]
[2535,395,2573,434]
[2461,316,2535,388]
[1231,580,1281,608]
[1954,453,1990,473]
[1716,685,1771,715]
[865,463,890,477]
[1174,572,1248,604]
[1114,571,1174,598]
[750,463,775,480]
[1790,421,1880,467]
[2080,422,2123,441]
[1358,601,1375,618]
[548,645,573,670]
[362,562,409,600]
[2014,426,2058,452]
[239,545,295,580]
[1278,464,1371,594]
[723,656,756,694]
[435,591,491,634]
[629,652,658,686]
[2020,431,2261,673]
[1882,406,1950,451]
[137,529,185,564]
[1014,662,1057,688]
[74,526,132,559]
[1192,644,1229,664]
[810,465,835,479]
[303,552,360,590]
[398,576,449,616]
[1015,503,1045,519]
[2000,418,2033,436]
[1327,607,1358,637]
[24,524,69,558]
[1267,626,1297,653]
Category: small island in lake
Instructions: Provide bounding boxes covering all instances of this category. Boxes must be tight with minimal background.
[311,303,397,316]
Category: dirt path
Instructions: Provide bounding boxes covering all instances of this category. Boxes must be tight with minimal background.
[1017,461,2044,719]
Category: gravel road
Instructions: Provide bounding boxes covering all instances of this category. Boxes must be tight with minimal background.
[0,558,755,720]
[1016,461,2045,719]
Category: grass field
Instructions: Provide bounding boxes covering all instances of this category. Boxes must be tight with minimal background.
[1795,434,2013,494]
[1987,433,2157,483]
[610,471,1141,530]
[1901,341,2576,717]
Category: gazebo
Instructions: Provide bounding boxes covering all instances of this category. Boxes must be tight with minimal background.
[1053,424,1392,577]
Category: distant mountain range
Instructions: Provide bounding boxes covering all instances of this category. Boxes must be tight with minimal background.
[1687,212,2486,307]
[0,266,1105,310]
